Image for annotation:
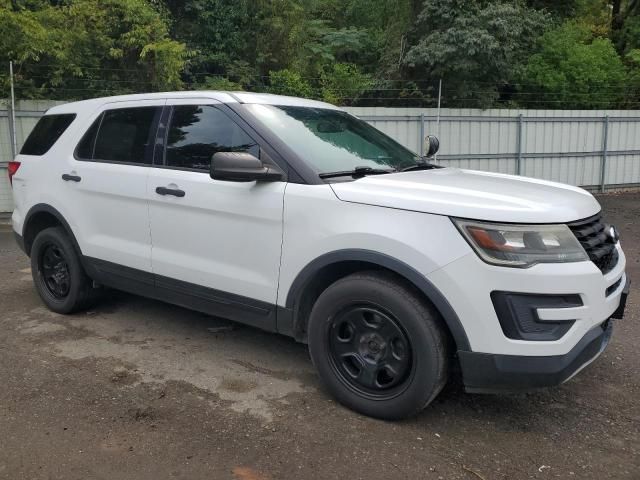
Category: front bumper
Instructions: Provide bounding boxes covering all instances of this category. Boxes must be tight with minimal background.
[426,238,628,392]
[427,243,627,357]
[459,319,614,393]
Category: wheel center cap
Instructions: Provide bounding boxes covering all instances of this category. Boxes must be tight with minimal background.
[358,333,386,362]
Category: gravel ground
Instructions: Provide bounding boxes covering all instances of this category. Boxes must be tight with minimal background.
[0,193,638,480]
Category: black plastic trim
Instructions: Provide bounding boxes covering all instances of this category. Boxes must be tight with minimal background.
[283,249,471,351]
[153,105,171,166]
[22,204,83,257]
[606,277,623,297]
[459,320,613,393]
[82,257,277,332]
[611,276,630,319]
[14,231,26,254]
[491,291,580,341]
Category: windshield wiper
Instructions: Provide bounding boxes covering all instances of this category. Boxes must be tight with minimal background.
[401,159,442,172]
[319,166,397,179]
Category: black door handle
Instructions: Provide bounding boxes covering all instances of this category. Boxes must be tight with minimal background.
[155,186,185,197]
[62,174,81,182]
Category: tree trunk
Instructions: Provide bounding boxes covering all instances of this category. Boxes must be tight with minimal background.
[611,0,623,34]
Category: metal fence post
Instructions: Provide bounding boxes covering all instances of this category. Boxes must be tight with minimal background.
[6,101,16,159]
[600,115,609,193]
[8,61,17,158]
[419,112,425,156]
[516,114,523,175]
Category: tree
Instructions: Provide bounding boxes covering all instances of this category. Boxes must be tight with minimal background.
[525,0,581,18]
[0,0,637,108]
[521,22,627,108]
[0,0,188,98]
[403,0,550,107]
[612,0,640,53]
[162,0,258,86]
[320,63,372,104]
[267,69,314,98]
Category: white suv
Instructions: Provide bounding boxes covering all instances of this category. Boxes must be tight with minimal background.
[10,92,629,419]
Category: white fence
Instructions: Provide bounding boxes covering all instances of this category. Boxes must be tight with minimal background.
[1,102,640,213]
[345,107,640,191]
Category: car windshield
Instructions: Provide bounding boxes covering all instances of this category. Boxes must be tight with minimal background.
[244,104,421,177]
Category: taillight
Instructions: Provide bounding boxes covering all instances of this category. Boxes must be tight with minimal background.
[8,161,21,186]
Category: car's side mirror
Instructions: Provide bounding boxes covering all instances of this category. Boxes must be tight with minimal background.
[210,151,284,182]
[425,135,440,157]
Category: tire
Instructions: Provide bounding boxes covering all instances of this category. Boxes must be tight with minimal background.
[30,226,98,314]
[307,271,449,420]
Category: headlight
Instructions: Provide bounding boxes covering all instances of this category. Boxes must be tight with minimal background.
[452,219,589,268]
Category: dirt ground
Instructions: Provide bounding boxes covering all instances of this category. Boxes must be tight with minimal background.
[0,193,638,480]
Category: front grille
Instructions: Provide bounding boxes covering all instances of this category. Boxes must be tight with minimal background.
[568,213,618,274]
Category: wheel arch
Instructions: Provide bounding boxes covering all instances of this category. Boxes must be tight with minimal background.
[22,204,82,257]
[283,249,471,352]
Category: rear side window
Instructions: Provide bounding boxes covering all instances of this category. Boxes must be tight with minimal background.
[20,114,76,155]
[76,107,161,164]
[165,105,258,170]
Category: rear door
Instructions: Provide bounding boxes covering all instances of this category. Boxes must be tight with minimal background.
[63,100,164,273]
[147,99,286,329]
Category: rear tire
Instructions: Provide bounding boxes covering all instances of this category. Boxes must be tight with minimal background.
[307,271,449,420]
[31,227,98,314]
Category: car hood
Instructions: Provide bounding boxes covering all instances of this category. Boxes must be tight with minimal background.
[330,168,600,223]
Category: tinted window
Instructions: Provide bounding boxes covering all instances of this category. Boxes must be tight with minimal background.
[93,107,160,164]
[20,114,76,155]
[165,105,258,170]
[75,115,102,160]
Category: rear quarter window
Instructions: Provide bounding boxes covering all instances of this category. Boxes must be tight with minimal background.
[20,114,76,156]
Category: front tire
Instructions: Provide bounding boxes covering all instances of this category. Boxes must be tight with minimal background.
[307,271,449,420]
[31,227,97,314]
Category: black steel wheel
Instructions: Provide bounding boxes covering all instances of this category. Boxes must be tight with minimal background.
[327,305,413,398]
[30,227,98,314]
[39,243,71,299]
[308,271,449,420]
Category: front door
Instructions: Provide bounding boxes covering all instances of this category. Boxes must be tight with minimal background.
[147,100,286,329]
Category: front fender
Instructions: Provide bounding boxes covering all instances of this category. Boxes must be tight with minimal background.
[283,249,471,351]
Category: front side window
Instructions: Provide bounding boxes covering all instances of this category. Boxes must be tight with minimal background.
[20,114,76,156]
[87,107,160,164]
[244,104,420,175]
[165,105,258,170]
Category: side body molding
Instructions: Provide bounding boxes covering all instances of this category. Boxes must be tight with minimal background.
[282,249,471,352]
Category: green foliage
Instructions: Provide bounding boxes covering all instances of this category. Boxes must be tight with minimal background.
[268,69,314,98]
[0,0,188,98]
[618,11,640,54]
[521,22,627,108]
[625,48,640,104]
[1,0,639,108]
[163,0,257,81]
[196,76,243,91]
[321,63,372,105]
[404,0,551,107]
